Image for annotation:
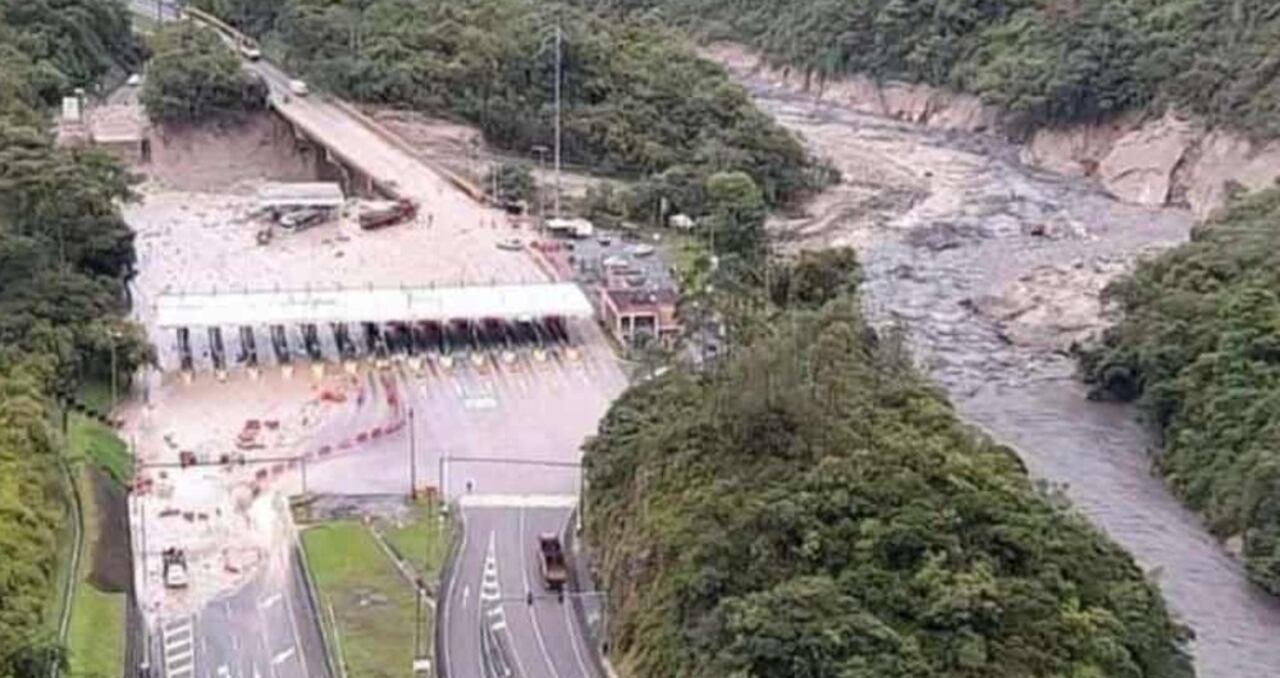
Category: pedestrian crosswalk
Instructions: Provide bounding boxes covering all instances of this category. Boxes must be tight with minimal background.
[162,617,195,678]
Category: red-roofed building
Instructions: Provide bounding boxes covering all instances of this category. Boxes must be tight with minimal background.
[599,286,680,347]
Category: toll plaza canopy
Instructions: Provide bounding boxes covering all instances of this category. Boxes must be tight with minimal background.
[154,282,594,328]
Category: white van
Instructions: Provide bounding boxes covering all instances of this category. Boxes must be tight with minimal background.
[288,79,310,96]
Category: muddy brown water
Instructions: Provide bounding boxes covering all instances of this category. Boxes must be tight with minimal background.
[739,78,1280,677]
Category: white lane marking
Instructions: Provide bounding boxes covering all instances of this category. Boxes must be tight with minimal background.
[257,593,282,610]
[461,585,471,610]
[490,618,507,632]
[271,648,296,665]
[519,507,563,678]
[281,577,312,678]
[231,635,240,652]
[164,617,197,678]
[480,532,503,602]
[563,592,594,678]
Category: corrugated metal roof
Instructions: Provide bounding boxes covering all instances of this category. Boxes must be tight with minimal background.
[257,182,346,208]
[154,282,593,327]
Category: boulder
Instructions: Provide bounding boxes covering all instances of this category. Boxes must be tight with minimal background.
[1184,130,1280,218]
[1098,112,1201,206]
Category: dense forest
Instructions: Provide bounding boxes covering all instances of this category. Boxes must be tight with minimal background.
[192,0,830,218]
[586,0,1280,136]
[1081,188,1280,595]
[142,23,268,124]
[585,252,1194,678]
[0,1,146,673]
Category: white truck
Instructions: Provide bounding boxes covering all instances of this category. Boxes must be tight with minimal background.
[545,217,594,239]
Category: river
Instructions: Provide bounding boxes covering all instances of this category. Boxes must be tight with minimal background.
[731,73,1280,677]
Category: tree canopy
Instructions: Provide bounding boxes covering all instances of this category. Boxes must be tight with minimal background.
[585,255,1194,678]
[206,0,828,219]
[141,23,267,124]
[1081,187,1280,594]
[0,2,146,673]
[587,0,1280,137]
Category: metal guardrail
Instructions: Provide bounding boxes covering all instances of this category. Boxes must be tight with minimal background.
[51,455,84,678]
[294,539,340,678]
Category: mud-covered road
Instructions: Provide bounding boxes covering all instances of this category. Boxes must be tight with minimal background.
[731,69,1280,677]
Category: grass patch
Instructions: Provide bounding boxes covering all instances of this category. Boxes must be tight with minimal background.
[380,504,451,581]
[65,468,125,678]
[75,379,114,416]
[68,414,131,486]
[664,233,707,290]
[302,522,427,678]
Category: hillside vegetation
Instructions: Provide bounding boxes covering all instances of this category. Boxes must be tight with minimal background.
[0,1,146,673]
[592,0,1280,136]
[585,254,1193,678]
[1082,188,1280,594]
[142,23,268,124]
[193,0,828,217]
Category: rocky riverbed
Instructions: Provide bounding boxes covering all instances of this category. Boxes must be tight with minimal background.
[714,50,1280,678]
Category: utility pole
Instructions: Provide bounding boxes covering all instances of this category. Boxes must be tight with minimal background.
[407,408,417,499]
[554,20,563,219]
[109,329,120,414]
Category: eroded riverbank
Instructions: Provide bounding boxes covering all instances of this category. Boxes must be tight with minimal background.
[722,59,1280,678]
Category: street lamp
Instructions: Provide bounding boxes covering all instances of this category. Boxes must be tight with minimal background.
[109,327,123,414]
[407,407,417,499]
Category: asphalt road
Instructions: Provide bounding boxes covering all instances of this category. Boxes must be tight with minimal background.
[150,548,327,678]
[128,0,180,23]
[443,505,600,678]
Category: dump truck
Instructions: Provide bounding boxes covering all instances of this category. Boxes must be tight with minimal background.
[537,533,568,590]
[163,548,189,589]
[359,199,417,230]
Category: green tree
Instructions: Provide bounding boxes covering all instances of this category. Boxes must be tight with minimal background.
[586,295,1194,678]
[1081,187,1280,593]
[704,170,765,260]
[141,23,268,124]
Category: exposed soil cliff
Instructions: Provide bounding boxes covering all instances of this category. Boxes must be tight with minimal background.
[705,44,1280,218]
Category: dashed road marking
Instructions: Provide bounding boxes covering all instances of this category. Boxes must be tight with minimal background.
[272,647,296,665]
[257,593,282,609]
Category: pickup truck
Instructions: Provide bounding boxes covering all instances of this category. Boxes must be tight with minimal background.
[537,533,568,590]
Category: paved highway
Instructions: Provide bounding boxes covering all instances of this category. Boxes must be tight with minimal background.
[443,503,601,678]
[149,548,328,678]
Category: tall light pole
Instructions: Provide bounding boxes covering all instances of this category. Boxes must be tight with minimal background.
[553,19,563,219]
